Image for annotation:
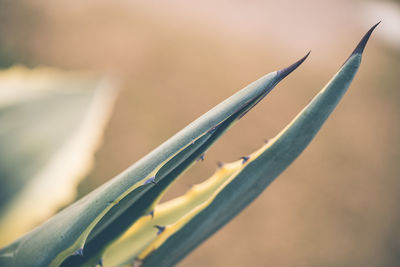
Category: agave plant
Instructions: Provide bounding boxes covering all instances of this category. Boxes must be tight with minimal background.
[0,23,379,267]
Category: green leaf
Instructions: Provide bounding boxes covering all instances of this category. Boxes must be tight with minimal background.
[0,54,306,267]
[60,54,308,267]
[139,23,379,267]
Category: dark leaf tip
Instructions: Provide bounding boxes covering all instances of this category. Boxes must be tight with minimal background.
[276,51,310,82]
[351,21,380,56]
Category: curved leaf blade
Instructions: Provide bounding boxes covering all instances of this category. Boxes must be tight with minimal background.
[60,54,309,266]
[140,24,378,267]
[0,55,307,267]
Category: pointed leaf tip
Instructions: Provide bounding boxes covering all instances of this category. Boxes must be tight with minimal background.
[276,51,310,82]
[350,21,380,56]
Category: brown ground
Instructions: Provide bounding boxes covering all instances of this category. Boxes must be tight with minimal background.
[1,0,399,266]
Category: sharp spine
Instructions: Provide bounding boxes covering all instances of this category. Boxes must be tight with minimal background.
[73,248,83,256]
[154,225,166,235]
[144,176,157,185]
[197,154,205,162]
[240,156,250,164]
[148,210,154,218]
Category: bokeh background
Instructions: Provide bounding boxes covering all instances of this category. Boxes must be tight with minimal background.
[1,0,399,266]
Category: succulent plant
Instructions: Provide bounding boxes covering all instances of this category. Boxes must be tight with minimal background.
[0,23,379,267]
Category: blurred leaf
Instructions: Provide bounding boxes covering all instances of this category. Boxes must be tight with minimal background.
[0,66,118,247]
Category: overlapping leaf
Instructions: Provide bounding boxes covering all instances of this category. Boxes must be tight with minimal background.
[0,53,307,267]
[104,23,378,267]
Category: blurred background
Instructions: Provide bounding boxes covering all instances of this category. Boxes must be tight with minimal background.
[0,0,399,266]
